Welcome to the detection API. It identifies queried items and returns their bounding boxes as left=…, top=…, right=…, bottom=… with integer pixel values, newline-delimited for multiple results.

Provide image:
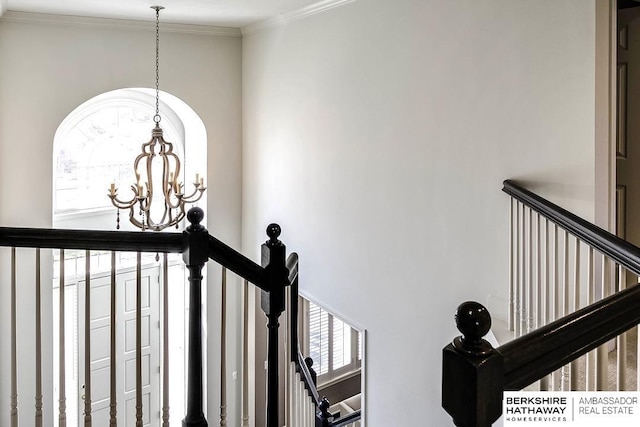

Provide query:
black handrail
left=0, top=226, right=183, bottom=252
left=332, top=410, right=362, bottom=427
left=297, top=351, right=321, bottom=405
left=503, top=179, right=640, bottom=275
left=286, top=252, right=299, bottom=283
left=207, top=234, right=268, bottom=290
left=501, top=282, right=640, bottom=390
left=288, top=253, right=300, bottom=363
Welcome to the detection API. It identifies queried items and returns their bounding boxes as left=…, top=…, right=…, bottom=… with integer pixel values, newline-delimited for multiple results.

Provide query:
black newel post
left=442, top=302, right=504, bottom=427
left=315, top=398, right=332, bottom=427
left=182, top=208, right=209, bottom=427
left=261, top=224, right=288, bottom=427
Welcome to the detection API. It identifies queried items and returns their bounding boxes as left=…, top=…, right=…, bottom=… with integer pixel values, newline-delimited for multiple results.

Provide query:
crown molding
left=0, top=11, right=241, bottom=37
left=242, top=0, right=357, bottom=35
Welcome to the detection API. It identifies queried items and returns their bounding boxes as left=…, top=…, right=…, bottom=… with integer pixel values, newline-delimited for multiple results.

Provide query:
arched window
left=53, top=88, right=206, bottom=231
left=54, top=89, right=184, bottom=216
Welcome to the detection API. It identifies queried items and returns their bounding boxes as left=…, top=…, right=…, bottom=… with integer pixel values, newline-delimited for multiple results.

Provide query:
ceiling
left=3, top=0, right=323, bottom=27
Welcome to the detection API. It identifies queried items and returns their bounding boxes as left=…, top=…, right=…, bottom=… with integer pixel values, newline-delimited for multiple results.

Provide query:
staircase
left=442, top=180, right=640, bottom=427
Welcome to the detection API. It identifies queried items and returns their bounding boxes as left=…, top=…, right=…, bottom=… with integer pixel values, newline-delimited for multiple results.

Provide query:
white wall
left=0, top=13, right=243, bottom=426
left=242, top=0, right=597, bottom=425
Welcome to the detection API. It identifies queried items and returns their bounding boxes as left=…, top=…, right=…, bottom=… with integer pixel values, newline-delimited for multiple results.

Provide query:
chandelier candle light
left=108, top=6, right=205, bottom=231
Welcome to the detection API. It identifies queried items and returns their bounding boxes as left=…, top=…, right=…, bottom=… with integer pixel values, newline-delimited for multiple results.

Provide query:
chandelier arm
left=161, top=145, right=175, bottom=198
left=161, top=157, right=170, bottom=195
left=165, top=195, right=183, bottom=210
left=109, top=193, right=141, bottom=210
left=145, top=151, right=155, bottom=199
left=174, top=204, right=187, bottom=224
left=182, top=185, right=202, bottom=201
left=167, top=149, right=181, bottom=196
left=127, top=207, right=146, bottom=229
left=181, top=189, right=205, bottom=204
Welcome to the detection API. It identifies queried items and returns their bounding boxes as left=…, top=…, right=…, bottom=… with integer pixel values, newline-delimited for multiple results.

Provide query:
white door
left=617, top=7, right=640, bottom=246
left=79, top=266, right=161, bottom=426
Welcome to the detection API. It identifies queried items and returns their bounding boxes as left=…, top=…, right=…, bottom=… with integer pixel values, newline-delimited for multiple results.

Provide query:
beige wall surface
left=242, top=0, right=597, bottom=425
left=0, top=14, right=243, bottom=426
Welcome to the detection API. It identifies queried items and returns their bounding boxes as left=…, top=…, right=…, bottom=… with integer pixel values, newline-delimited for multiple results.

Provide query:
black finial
left=305, top=356, right=317, bottom=385
left=319, top=397, right=331, bottom=418
left=187, top=207, right=205, bottom=230
left=453, top=301, right=493, bottom=356
left=266, top=223, right=282, bottom=244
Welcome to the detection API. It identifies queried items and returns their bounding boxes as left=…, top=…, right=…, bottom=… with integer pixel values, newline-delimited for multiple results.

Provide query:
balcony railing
left=2, top=207, right=361, bottom=427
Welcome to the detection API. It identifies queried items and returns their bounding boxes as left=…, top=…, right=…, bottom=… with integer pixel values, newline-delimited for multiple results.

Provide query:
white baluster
left=59, top=249, right=67, bottom=427
left=551, top=225, right=559, bottom=390
left=540, top=218, right=550, bottom=391
left=508, top=198, right=515, bottom=331
left=289, top=363, right=296, bottom=427
left=162, top=253, right=170, bottom=427
left=35, top=248, right=43, bottom=427
left=109, top=252, right=117, bottom=426
left=242, top=280, right=250, bottom=427
left=136, top=252, right=143, bottom=426
left=519, top=203, right=526, bottom=336
left=586, top=247, right=595, bottom=391
left=561, top=230, right=569, bottom=390
left=570, top=239, right=580, bottom=391
left=637, top=315, right=640, bottom=393
left=616, top=264, right=627, bottom=391
left=284, top=287, right=289, bottom=427
left=536, top=213, right=542, bottom=331
left=515, top=201, right=522, bottom=337
left=11, top=247, right=18, bottom=427
left=527, top=207, right=533, bottom=333
left=220, top=267, right=227, bottom=427
left=596, top=255, right=609, bottom=390
left=84, top=250, right=92, bottom=426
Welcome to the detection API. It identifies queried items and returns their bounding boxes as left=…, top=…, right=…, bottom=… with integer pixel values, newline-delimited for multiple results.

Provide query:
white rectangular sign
left=503, top=392, right=640, bottom=426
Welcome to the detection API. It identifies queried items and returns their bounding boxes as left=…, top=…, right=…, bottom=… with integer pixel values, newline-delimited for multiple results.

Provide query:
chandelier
left=108, top=6, right=205, bottom=231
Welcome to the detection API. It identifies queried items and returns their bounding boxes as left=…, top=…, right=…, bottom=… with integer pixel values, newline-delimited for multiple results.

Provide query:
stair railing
left=1, top=207, right=293, bottom=427
left=442, top=180, right=640, bottom=427
left=284, top=253, right=362, bottom=427
left=504, top=179, right=640, bottom=390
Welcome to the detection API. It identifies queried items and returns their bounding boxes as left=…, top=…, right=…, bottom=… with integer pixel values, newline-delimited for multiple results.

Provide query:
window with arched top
left=53, top=88, right=206, bottom=232
left=54, top=89, right=185, bottom=216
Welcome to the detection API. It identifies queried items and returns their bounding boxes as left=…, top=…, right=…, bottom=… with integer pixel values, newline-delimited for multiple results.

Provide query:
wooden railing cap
left=187, top=207, right=205, bottom=230
left=266, top=223, right=282, bottom=245
left=453, top=301, right=493, bottom=356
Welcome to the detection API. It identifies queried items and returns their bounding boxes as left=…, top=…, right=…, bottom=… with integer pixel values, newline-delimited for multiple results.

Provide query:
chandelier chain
left=154, top=6, right=161, bottom=123
left=108, top=5, right=206, bottom=232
